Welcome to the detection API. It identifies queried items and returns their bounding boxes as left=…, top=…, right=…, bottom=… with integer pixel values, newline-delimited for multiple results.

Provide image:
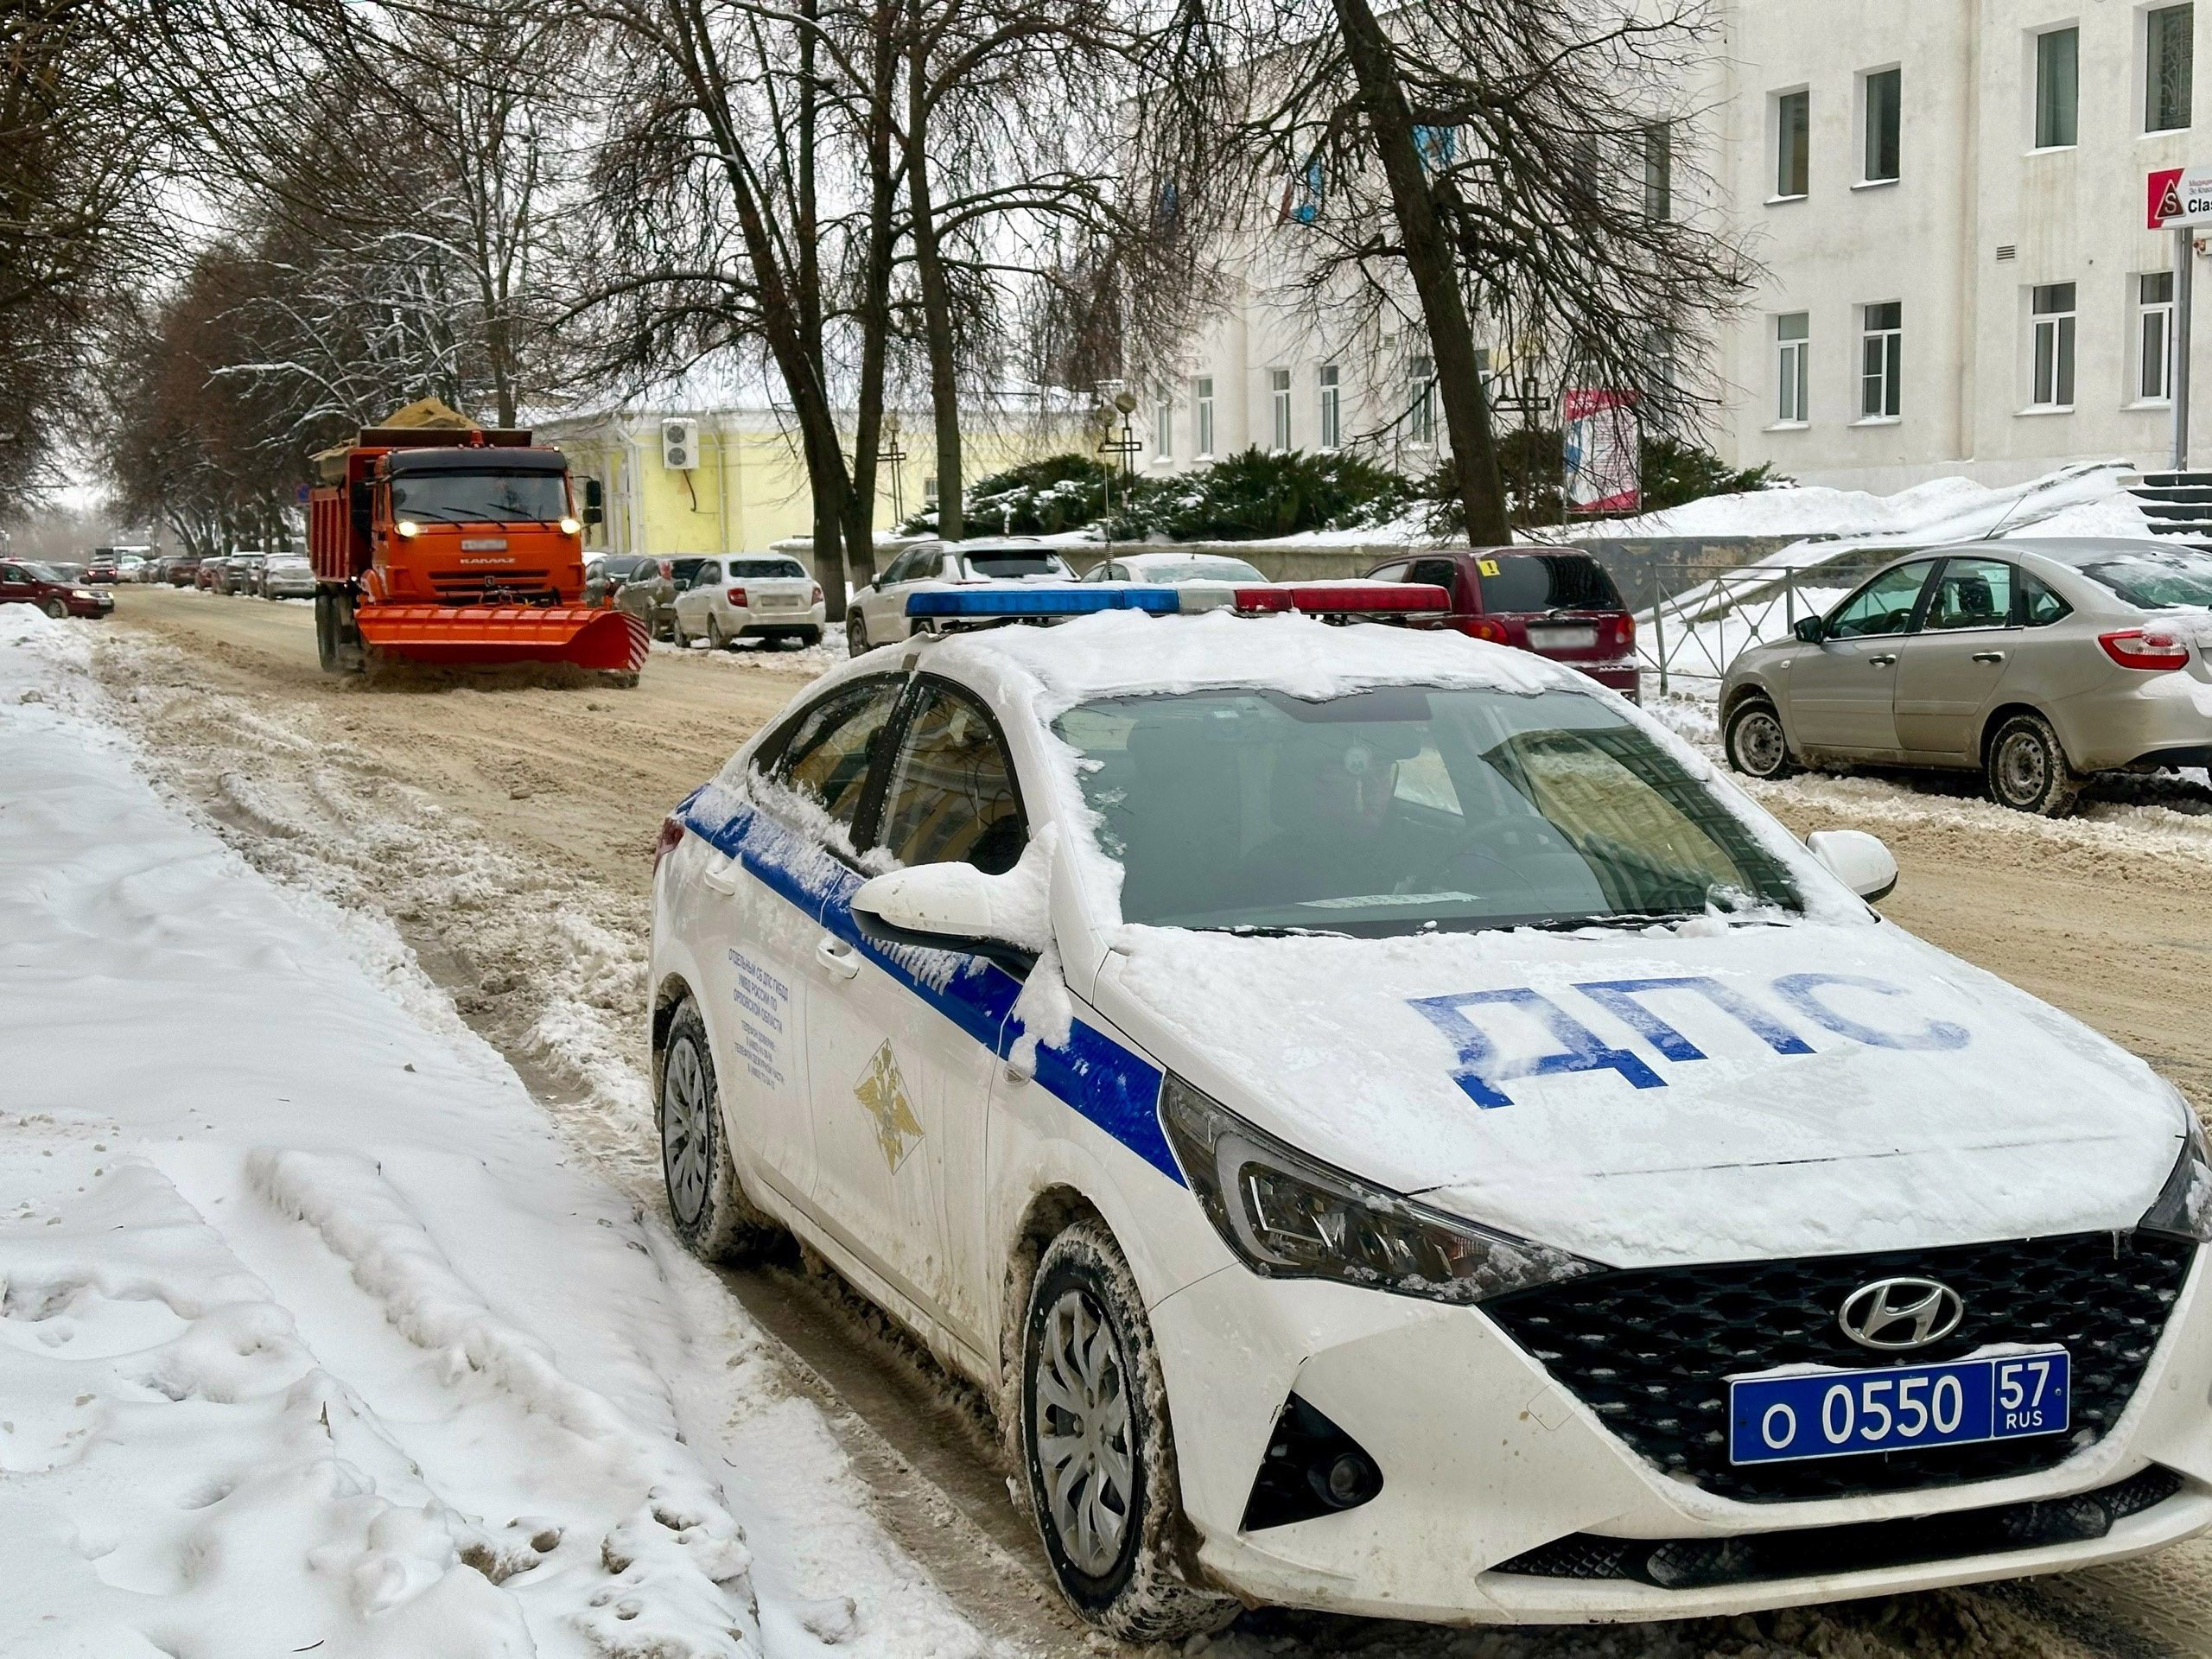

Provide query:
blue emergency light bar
left=904, top=586, right=1182, bottom=618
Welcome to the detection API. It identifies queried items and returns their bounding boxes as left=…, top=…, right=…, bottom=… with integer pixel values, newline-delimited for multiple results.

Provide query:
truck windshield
left=391, top=471, right=568, bottom=525
left=1054, top=684, right=1798, bottom=935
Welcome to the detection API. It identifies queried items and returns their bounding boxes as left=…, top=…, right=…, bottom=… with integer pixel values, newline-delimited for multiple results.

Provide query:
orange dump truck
left=308, top=407, right=646, bottom=681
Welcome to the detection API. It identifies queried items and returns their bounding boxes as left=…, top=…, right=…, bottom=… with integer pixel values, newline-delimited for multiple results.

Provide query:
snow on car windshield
left=1054, top=684, right=1798, bottom=935
left=2080, top=548, right=2212, bottom=609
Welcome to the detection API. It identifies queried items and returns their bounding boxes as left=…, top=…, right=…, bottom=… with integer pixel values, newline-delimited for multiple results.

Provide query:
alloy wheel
left=1034, top=1288, right=1135, bottom=1576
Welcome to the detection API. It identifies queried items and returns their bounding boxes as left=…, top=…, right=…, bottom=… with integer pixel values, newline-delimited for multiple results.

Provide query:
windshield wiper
left=1522, top=910, right=1700, bottom=932
left=1194, top=924, right=1351, bottom=939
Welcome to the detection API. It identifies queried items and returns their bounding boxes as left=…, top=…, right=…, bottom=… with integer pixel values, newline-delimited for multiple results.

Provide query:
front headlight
left=2141, top=1111, right=2212, bottom=1243
left=1158, top=1074, right=1605, bottom=1303
left=559, top=516, right=582, bottom=536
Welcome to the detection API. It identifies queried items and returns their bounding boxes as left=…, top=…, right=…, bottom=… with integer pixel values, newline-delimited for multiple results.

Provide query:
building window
left=1154, top=397, right=1173, bottom=459
left=1194, top=376, right=1215, bottom=457
left=2140, top=271, right=2177, bottom=401
left=2150, top=5, right=2195, bottom=131
left=1408, top=355, right=1436, bottom=445
left=1860, top=302, right=1902, bottom=418
left=1268, top=367, right=1292, bottom=451
left=922, top=475, right=938, bottom=505
left=1776, top=90, right=1809, bottom=198
left=1864, top=68, right=1901, bottom=181
left=1318, top=365, right=1341, bottom=449
left=1777, top=312, right=1810, bottom=423
left=1643, top=122, right=1672, bottom=219
left=2036, top=26, right=2079, bottom=148
left=2031, top=282, right=2077, bottom=409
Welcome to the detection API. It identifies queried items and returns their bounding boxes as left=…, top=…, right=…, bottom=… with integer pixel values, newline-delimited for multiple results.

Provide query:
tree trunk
left=1326, top=0, right=1510, bottom=543
left=905, top=14, right=962, bottom=540
left=838, top=5, right=903, bottom=588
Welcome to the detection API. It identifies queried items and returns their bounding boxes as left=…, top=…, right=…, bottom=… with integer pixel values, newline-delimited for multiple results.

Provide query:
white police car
left=647, top=582, right=2212, bottom=1637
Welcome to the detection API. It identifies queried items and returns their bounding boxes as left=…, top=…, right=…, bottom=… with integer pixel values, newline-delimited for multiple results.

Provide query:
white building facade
left=1165, top=0, right=2209, bottom=494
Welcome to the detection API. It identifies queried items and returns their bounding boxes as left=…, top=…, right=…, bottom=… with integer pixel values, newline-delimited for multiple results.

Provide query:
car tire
left=798, top=626, right=823, bottom=648
left=41, top=598, right=68, bottom=620
left=1724, top=697, right=1796, bottom=780
left=846, top=612, right=870, bottom=658
left=658, top=997, right=784, bottom=1262
left=707, top=614, right=728, bottom=651
left=671, top=612, right=691, bottom=649
left=1986, top=711, right=2082, bottom=817
left=1020, top=1220, right=1238, bottom=1644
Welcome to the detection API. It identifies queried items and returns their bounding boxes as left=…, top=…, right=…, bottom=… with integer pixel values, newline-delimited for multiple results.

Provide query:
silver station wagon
left=1721, top=538, right=2212, bottom=815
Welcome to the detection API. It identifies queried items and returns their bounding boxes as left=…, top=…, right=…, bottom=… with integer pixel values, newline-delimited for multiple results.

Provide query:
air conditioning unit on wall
left=661, top=418, right=698, bottom=471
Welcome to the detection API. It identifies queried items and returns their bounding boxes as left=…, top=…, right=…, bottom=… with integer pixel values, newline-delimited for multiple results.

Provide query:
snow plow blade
left=353, top=606, right=650, bottom=672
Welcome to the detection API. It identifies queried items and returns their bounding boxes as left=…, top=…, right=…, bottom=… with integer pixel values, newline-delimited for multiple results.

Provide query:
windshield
left=22, top=563, right=62, bottom=581
left=389, top=470, right=568, bottom=525
left=2079, top=549, right=2212, bottom=609
left=729, top=558, right=807, bottom=578
left=1474, top=554, right=1623, bottom=613
left=966, top=551, right=1066, bottom=577
left=1134, top=557, right=1266, bottom=583
left=1055, top=685, right=1798, bottom=935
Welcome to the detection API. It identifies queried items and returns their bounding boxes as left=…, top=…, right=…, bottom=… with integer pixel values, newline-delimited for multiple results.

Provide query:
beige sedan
left=1719, top=538, right=2212, bottom=815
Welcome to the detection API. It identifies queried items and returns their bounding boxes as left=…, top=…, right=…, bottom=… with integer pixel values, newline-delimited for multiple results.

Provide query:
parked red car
left=0, top=560, right=114, bottom=620
left=195, top=558, right=226, bottom=591
left=1364, top=547, right=1640, bottom=701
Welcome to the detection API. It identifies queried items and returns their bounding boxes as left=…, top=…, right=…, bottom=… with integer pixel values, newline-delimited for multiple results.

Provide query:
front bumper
left=66, top=594, right=113, bottom=618
left=1149, top=1245, right=2212, bottom=1624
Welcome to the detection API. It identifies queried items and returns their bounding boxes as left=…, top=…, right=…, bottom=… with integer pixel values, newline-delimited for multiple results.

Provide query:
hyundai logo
left=1837, top=1277, right=1965, bottom=1351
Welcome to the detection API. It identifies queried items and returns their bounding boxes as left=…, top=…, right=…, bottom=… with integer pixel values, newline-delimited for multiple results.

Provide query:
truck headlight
left=2141, top=1109, right=2212, bottom=1243
left=394, top=518, right=422, bottom=538
left=1158, top=1074, right=1604, bottom=1303
left=559, top=516, right=582, bottom=536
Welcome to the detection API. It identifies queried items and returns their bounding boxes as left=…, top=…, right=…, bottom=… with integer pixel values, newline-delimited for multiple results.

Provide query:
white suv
left=845, top=538, right=1073, bottom=655
left=671, top=556, right=825, bottom=650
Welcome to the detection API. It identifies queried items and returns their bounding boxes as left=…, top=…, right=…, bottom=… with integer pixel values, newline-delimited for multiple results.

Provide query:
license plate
left=760, top=596, right=799, bottom=610
left=1527, top=624, right=1597, bottom=651
left=1729, top=1350, right=2069, bottom=1465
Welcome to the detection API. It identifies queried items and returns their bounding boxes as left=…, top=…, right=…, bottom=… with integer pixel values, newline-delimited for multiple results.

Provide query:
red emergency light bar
left=1223, top=582, right=1452, bottom=614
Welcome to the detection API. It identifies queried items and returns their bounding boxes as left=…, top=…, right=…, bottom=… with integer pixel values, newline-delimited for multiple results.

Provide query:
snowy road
left=28, top=582, right=2212, bottom=1656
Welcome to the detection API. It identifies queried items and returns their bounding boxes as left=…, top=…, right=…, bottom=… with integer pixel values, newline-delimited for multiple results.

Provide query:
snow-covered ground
left=0, top=607, right=996, bottom=1658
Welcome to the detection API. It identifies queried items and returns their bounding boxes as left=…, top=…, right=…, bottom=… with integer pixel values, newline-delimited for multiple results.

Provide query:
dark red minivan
left=1365, top=548, right=1640, bottom=701
left=0, top=559, right=114, bottom=620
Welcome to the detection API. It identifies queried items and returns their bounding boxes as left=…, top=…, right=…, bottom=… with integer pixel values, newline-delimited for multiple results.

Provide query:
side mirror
left=1808, top=829, right=1898, bottom=904
left=582, top=477, right=606, bottom=526
left=849, top=861, right=1044, bottom=974
left=1791, top=614, right=1826, bottom=644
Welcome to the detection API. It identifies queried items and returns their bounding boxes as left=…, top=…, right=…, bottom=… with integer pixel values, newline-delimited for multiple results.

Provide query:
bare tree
left=1183, top=0, right=1753, bottom=540
left=0, top=0, right=164, bottom=515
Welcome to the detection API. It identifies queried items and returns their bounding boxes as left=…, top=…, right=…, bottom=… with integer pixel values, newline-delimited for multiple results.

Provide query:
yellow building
left=536, top=403, right=1085, bottom=563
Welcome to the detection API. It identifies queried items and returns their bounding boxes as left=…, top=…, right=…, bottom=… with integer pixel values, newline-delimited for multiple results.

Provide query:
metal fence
left=1629, top=546, right=1902, bottom=696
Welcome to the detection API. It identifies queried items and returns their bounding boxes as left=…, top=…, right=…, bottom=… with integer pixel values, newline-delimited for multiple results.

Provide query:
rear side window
left=876, top=683, right=1027, bottom=874
left=670, top=558, right=709, bottom=588
left=771, top=679, right=903, bottom=839
left=1406, top=556, right=1460, bottom=590
left=696, top=562, right=721, bottom=583
left=2019, top=574, right=2070, bottom=626
left=1473, top=554, right=1623, bottom=613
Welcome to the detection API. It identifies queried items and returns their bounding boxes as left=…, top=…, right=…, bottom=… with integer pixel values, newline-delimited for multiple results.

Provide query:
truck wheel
left=1020, top=1220, right=1237, bottom=1644
left=315, top=590, right=338, bottom=671
left=659, top=996, right=785, bottom=1262
left=331, top=590, right=367, bottom=675
left=1986, top=712, right=2082, bottom=817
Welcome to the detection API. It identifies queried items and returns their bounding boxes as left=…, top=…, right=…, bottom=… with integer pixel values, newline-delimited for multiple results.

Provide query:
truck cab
left=366, top=447, right=586, bottom=607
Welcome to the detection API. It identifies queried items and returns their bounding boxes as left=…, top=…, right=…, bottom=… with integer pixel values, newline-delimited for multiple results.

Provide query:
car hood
left=1098, top=917, right=2188, bottom=1268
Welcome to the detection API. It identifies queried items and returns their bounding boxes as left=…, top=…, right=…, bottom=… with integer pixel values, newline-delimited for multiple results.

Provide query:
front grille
left=1484, top=1232, right=2196, bottom=1503
left=429, top=569, right=557, bottom=603
left=1495, top=1465, right=2184, bottom=1588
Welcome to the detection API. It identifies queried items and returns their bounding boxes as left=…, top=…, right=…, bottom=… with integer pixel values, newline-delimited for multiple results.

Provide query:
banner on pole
left=1562, top=389, right=1640, bottom=514
left=2147, top=164, right=2212, bottom=228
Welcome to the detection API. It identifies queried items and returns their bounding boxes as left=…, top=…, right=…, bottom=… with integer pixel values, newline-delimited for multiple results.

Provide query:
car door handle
left=815, top=937, right=861, bottom=980
left=1866, top=653, right=1897, bottom=667
left=1971, top=651, right=2005, bottom=664
left=702, top=856, right=741, bottom=895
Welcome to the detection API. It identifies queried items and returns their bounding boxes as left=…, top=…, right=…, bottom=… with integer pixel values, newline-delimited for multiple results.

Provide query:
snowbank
left=1605, top=459, right=2146, bottom=542
left=0, top=606, right=985, bottom=1658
